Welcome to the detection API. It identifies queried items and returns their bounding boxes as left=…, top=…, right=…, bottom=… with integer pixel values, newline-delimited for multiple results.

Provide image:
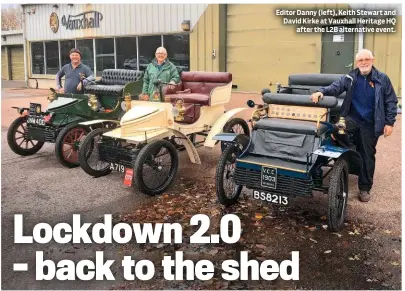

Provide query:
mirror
left=247, top=100, right=255, bottom=108
left=261, top=88, right=271, bottom=96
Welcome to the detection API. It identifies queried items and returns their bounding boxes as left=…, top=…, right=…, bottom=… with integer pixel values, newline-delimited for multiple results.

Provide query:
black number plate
left=253, top=190, right=289, bottom=206
left=261, top=166, right=277, bottom=189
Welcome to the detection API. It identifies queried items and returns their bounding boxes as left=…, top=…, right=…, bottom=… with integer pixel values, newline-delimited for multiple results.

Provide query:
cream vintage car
left=78, top=71, right=250, bottom=195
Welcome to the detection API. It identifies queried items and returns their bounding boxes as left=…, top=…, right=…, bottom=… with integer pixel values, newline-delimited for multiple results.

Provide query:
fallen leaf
left=163, top=194, right=169, bottom=198
left=349, top=229, right=361, bottom=235
left=310, top=238, right=318, bottom=243
left=308, top=226, right=317, bottom=231
left=332, top=232, right=342, bottom=238
left=322, top=225, right=328, bottom=230
left=384, top=230, right=392, bottom=234
left=391, top=261, right=400, bottom=266
left=208, top=249, right=219, bottom=256
left=349, top=254, right=360, bottom=261
left=393, top=249, right=400, bottom=255
left=255, top=213, right=263, bottom=220
left=320, top=216, right=327, bottom=220
left=256, top=244, right=267, bottom=250
left=324, top=250, right=332, bottom=254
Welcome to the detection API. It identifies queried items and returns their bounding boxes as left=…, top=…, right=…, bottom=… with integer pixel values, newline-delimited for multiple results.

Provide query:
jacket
left=142, top=59, right=180, bottom=101
left=319, top=66, right=398, bottom=137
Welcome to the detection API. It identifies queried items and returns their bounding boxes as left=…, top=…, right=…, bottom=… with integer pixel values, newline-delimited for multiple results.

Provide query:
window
left=138, top=35, right=162, bottom=71
left=31, top=42, right=44, bottom=74
left=45, top=41, right=59, bottom=74
left=164, top=34, right=190, bottom=73
left=116, top=37, right=137, bottom=71
left=60, top=40, right=75, bottom=66
left=95, top=38, right=115, bottom=75
left=76, top=39, right=94, bottom=73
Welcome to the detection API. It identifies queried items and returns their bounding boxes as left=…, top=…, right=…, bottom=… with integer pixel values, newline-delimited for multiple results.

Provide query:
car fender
left=168, top=129, right=201, bottom=164
left=313, top=145, right=362, bottom=175
left=79, top=119, right=120, bottom=129
left=204, top=108, right=249, bottom=147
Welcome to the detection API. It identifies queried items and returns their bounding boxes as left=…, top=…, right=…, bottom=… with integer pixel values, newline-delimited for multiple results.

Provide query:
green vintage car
left=7, top=69, right=143, bottom=168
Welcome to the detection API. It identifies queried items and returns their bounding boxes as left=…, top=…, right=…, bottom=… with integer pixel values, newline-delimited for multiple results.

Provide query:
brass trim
left=316, top=112, right=328, bottom=130
left=268, top=104, right=327, bottom=122
left=237, top=159, right=307, bottom=173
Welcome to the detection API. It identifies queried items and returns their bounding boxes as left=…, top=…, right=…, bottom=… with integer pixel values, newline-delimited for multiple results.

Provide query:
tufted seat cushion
left=84, top=69, right=143, bottom=96
left=84, top=85, right=125, bottom=96
left=164, top=93, right=210, bottom=106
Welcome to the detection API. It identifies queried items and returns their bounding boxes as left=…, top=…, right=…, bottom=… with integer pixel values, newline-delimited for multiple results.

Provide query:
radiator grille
left=98, top=143, right=139, bottom=168
left=27, top=125, right=58, bottom=143
left=234, top=167, right=313, bottom=197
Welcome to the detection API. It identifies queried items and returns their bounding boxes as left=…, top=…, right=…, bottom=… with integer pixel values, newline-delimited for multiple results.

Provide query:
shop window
left=60, top=40, right=75, bottom=67
left=31, top=42, right=45, bottom=74
left=164, top=34, right=190, bottom=73
left=95, top=38, right=115, bottom=75
left=45, top=41, right=59, bottom=74
left=138, top=35, right=162, bottom=71
left=116, top=37, right=137, bottom=71
left=76, top=39, right=94, bottom=73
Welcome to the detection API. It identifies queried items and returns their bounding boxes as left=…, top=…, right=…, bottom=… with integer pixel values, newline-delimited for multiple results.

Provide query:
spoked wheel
left=133, top=139, right=179, bottom=196
left=7, top=117, right=45, bottom=156
left=327, top=158, right=349, bottom=232
left=79, top=128, right=112, bottom=177
left=221, top=118, right=250, bottom=151
left=55, top=123, right=90, bottom=168
left=216, top=143, right=243, bottom=206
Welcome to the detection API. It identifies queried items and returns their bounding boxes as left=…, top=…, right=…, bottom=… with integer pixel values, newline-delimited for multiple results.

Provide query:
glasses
left=356, top=58, right=373, bottom=63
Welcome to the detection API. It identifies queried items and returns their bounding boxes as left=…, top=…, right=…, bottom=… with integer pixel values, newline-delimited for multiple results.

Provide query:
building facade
left=1, top=3, right=402, bottom=97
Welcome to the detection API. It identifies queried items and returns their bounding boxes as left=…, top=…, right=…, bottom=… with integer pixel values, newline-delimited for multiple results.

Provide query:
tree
left=2, top=7, right=22, bottom=31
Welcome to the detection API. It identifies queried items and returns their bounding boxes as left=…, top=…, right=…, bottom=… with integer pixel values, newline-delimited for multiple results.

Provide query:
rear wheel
left=79, top=128, right=112, bottom=177
left=221, top=118, right=250, bottom=151
left=216, top=143, right=243, bottom=206
left=55, top=123, right=90, bottom=168
left=327, top=158, right=349, bottom=232
left=7, top=116, right=44, bottom=156
left=133, top=139, right=179, bottom=196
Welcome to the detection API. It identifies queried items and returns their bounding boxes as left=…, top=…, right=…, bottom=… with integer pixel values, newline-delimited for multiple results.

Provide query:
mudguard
left=313, top=145, right=362, bottom=175
left=204, top=108, right=248, bottom=147
left=79, top=119, right=120, bottom=127
left=169, top=129, right=201, bottom=164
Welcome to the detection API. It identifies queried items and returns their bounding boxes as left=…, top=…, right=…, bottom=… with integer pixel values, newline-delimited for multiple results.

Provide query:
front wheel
left=216, top=143, right=243, bottom=206
left=133, top=139, right=179, bottom=196
left=221, top=118, right=250, bottom=152
left=79, top=128, right=112, bottom=177
left=327, top=158, right=349, bottom=232
left=55, top=123, right=90, bottom=168
left=7, top=117, right=44, bottom=156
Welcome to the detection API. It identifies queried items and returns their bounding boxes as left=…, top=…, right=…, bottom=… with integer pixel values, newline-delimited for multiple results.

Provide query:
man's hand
left=140, top=94, right=149, bottom=101
left=58, top=88, right=65, bottom=93
left=168, top=81, right=176, bottom=90
left=311, top=92, right=324, bottom=103
left=76, top=82, right=83, bottom=92
left=384, top=125, right=393, bottom=137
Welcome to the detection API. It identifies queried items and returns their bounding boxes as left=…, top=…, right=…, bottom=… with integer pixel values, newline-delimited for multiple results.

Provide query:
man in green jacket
left=141, top=47, right=180, bottom=101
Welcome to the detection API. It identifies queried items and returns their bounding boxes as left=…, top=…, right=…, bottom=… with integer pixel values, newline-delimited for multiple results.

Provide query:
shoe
left=359, top=190, right=370, bottom=202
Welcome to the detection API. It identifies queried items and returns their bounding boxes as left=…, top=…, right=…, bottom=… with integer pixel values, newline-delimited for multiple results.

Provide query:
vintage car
left=78, top=71, right=250, bottom=196
left=213, top=81, right=361, bottom=232
left=7, top=69, right=143, bottom=168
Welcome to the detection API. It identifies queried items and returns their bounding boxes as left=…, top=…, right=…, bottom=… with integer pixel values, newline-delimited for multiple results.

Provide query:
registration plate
left=110, top=163, right=125, bottom=173
left=261, top=166, right=277, bottom=189
left=253, top=190, right=289, bottom=206
left=27, top=116, right=45, bottom=126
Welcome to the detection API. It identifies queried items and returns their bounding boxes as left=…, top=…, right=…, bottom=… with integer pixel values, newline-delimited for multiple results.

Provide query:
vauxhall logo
left=60, top=11, right=103, bottom=30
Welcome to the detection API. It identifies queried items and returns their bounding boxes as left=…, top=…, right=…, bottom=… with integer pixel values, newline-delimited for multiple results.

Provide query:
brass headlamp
left=124, top=93, right=132, bottom=112
left=47, top=91, right=57, bottom=103
left=336, top=117, right=346, bottom=134
left=173, top=98, right=186, bottom=122
left=88, top=94, right=99, bottom=111
left=251, top=104, right=268, bottom=126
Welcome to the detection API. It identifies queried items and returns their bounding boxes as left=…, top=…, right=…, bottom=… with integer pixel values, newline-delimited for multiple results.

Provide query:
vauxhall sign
left=50, top=11, right=103, bottom=32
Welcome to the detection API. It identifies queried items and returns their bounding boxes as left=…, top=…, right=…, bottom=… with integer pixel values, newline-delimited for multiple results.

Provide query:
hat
left=69, top=48, right=82, bottom=58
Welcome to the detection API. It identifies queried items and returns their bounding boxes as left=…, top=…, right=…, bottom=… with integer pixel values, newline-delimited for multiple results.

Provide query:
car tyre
left=7, top=116, right=44, bottom=156
left=221, top=118, right=250, bottom=152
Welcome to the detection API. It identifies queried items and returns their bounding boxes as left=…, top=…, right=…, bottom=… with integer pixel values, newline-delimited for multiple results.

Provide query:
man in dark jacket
left=311, top=49, right=398, bottom=202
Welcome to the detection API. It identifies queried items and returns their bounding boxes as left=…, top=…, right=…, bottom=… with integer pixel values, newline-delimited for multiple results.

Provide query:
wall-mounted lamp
left=2, top=36, right=6, bottom=41
left=31, top=8, right=36, bottom=14
left=68, top=4, right=74, bottom=6
left=53, top=4, right=58, bottom=8
left=181, top=20, right=190, bottom=32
